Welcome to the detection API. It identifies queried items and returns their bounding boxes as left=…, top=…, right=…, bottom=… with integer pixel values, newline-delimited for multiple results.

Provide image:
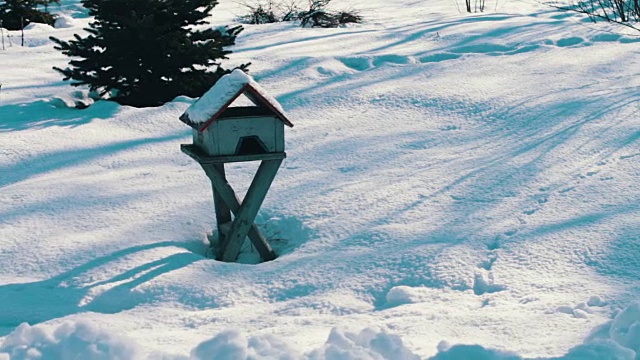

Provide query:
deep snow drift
left=1, top=0, right=639, bottom=358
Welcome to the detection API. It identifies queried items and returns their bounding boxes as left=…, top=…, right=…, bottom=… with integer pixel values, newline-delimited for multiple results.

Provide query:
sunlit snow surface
left=1, top=0, right=640, bottom=358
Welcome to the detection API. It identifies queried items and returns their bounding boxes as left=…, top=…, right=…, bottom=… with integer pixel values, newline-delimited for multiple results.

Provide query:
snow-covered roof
left=179, top=69, right=293, bottom=131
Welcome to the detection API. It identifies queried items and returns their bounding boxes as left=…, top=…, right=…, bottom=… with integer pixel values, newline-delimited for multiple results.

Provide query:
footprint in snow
left=337, top=55, right=414, bottom=72
left=487, top=237, right=501, bottom=250
left=450, top=44, right=514, bottom=54
left=534, top=193, right=549, bottom=204
left=478, top=254, right=497, bottom=271
left=419, top=53, right=462, bottom=63
left=556, top=37, right=586, bottom=47
left=472, top=272, right=506, bottom=295
left=591, top=33, right=623, bottom=42
left=338, top=56, right=372, bottom=71
left=504, top=229, right=518, bottom=237
left=371, top=54, right=415, bottom=67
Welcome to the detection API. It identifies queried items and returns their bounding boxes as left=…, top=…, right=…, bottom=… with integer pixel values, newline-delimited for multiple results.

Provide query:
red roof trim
left=197, top=83, right=294, bottom=133
left=244, top=84, right=294, bottom=128
left=198, top=83, right=250, bottom=132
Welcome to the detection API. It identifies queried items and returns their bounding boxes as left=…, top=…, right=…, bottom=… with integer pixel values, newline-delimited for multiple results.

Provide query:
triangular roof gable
left=179, top=70, right=293, bottom=132
left=198, top=84, right=294, bottom=132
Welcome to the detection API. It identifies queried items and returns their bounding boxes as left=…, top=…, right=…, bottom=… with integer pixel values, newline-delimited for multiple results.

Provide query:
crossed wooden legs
left=201, top=159, right=281, bottom=262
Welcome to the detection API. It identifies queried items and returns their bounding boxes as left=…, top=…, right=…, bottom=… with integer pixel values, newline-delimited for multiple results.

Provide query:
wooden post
left=219, top=159, right=282, bottom=262
left=211, top=163, right=231, bottom=249
left=182, top=145, right=283, bottom=263
left=201, top=159, right=282, bottom=261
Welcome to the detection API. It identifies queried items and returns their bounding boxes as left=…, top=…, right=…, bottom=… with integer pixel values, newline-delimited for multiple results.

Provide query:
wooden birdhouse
left=179, top=70, right=293, bottom=263
left=179, top=69, right=294, bottom=160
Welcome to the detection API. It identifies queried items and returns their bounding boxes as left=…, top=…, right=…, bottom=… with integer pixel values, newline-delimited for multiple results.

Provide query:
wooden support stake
left=219, top=159, right=282, bottom=262
left=211, top=163, right=232, bottom=248
left=202, top=162, right=279, bottom=262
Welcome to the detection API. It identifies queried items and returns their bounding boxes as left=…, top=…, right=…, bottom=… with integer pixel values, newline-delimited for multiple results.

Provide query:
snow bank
left=307, top=328, right=419, bottom=360
left=54, top=16, right=76, bottom=29
left=4, top=303, right=640, bottom=359
left=0, top=322, right=141, bottom=360
left=0, top=324, right=418, bottom=360
left=609, top=303, right=640, bottom=354
left=562, top=340, right=635, bottom=360
left=430, top=342, right=521, bottom=360
left=429, top=302, right=640, bottom=359
left=190, top=329, right=299, bottom=360
left=385, top=286, right=417, bottom=307
left=431, top=340, right=635, bottom=359
left=23, top=23, right=53, bottom=31
left=431, top=339, right=635, bottom=360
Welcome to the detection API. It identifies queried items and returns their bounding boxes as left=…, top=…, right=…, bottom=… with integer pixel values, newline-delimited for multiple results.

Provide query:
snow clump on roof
left=183, top=69, right=287, bottom=125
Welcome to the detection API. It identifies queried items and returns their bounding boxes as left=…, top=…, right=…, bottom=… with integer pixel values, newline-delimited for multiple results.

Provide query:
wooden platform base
left=181, top=144, right=286, bottom=164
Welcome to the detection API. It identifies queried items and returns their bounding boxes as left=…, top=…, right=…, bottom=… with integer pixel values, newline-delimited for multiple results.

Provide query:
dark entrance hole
left=236, top=136, right=268, bottom=155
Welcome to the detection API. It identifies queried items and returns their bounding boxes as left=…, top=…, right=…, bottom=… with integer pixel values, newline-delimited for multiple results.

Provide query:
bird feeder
left=179, top=69, right=293, bottom=262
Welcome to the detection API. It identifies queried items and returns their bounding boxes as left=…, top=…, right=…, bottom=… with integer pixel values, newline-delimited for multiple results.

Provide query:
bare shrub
left=299, top=0, right=361, bottom=27
left=238, top=0, right=362, bottom=27
left=337, top=11, right=363, bottom=24
left=454, top=0, right=497, bottom=13
left=570, top=0, right=639, bottom=22
left=300, top=10, right=338, bottom=27
left=549, top=0, right=640, bottom=31
left=299, top=9, right=362, bottom=27
left=238, top=0, right=279, bottom=24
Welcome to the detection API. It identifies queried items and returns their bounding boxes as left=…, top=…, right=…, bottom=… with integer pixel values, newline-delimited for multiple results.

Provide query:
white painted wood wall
left=193, top=116, right=285, bottom=156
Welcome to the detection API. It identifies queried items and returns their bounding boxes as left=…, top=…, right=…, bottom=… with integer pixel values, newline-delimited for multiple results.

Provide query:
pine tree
left=50, top=0, right=248, bottom=107
left=0, top=0, right=58, bottom=30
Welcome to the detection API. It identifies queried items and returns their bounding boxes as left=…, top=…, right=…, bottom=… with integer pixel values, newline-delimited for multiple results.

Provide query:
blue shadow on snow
left=0, top=241, right=205, bottom=336
left=0, top=99, right=118, bottom=132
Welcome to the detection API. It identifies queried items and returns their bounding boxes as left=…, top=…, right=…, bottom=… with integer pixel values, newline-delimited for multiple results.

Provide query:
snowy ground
left=1, top=0, right=640, bottom=358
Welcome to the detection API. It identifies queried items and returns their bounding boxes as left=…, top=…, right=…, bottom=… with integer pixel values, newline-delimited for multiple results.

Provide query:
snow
left=0, top=322, right=141, bottom=360
left=183, top=69, right=287, bottom=125
left=1, top=0, right=640, bottom=358
left=53, top=16, right=76, bottom=29
left=4, top=303, right=640, bottom=359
